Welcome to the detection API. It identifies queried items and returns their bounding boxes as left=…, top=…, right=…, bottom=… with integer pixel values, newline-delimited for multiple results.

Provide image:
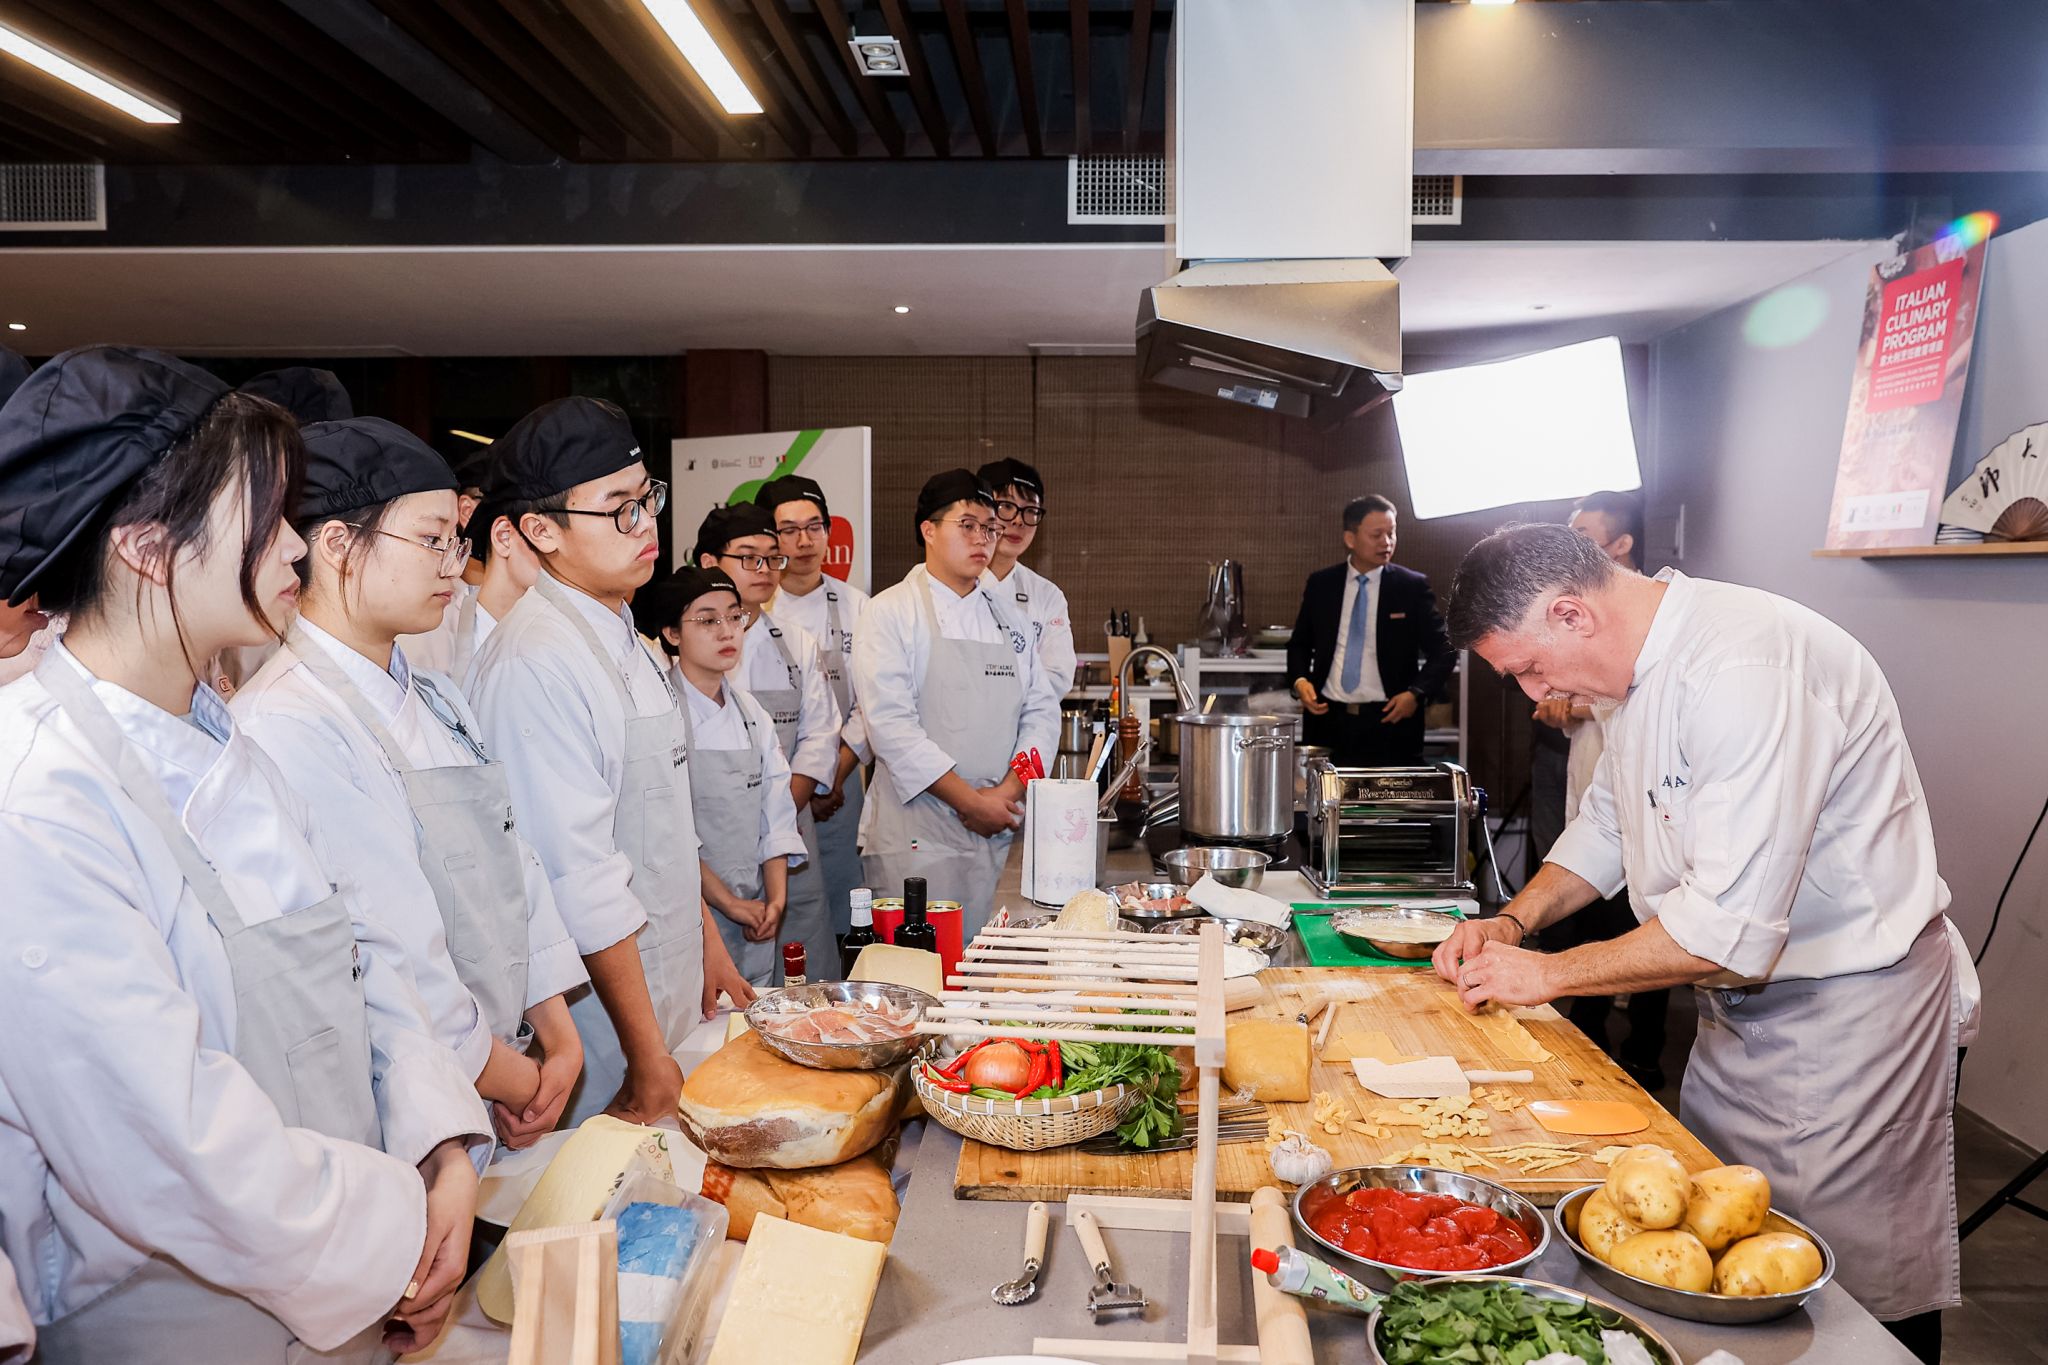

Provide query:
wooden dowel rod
left=945, top=974, right=1196, bottom=995
left=914, top=1021, right=1203, bottom=1046
left=938, top=990, right=1198, bottom=1012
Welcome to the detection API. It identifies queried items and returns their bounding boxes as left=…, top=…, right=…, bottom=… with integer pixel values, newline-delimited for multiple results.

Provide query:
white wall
left=1647, top=220, right=2048, bottom=1148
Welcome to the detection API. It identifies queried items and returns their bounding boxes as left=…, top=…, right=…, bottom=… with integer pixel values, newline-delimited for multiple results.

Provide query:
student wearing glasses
left=233, top=417, right=589, bottom=1149
left=976, top=458, right=1075, bottom=697
left=642, top=566, right=808, bottom=987
left=467, top=397, right=754, bottom=1127
left=852, top=469, right=1060, bottom=935
left=694, top=503, right=843, bottom=980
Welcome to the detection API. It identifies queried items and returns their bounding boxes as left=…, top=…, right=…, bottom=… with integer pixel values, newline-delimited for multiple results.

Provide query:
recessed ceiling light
left=849, top=25, right=908, bottom=77
left=449, top=429, right=494, bottom=444
left=893, top=305, right=911, bottom=315
left=0, top=20, right=179, bottom=123
left=5, top=323, right=24, bottom=332
left=635, top=0, right=762, bottom=115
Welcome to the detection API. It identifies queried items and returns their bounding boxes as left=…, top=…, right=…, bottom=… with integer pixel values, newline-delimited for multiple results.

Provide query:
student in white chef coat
left=234, top=418, right=589, bottom=1148
left=0, top=447, right=36, bottom=1361
left=643, top=567, right=810, bottom=986
left=395, top=439, right=493, bottom=676
left=853, top=468, right=1060, bottom=934
left=976, top=458, right=1075, bottom=698
left=1434, top=523, right=1981, bottom=1363
left=756, top=473, right=872, bottom=938
left=0, top=347, right=490, bottom=1361
left=694, top=502, right=842, bottom=978
left=467, top=397, right=754, bottom=1127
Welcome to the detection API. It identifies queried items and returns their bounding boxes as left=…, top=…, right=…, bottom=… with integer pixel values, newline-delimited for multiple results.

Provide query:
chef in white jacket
left=756, top=473, right=872, bottom=937
left=1432, top=523, right=1980, bottom=1365
left=976, top=458, right=1076, bottom=698
left=467, top=397, right=754, bottom=1128
left=0, top=346, right=489, bottom=1362
left=853, top=469, right=1060, bottom=935
left=0, top=420, right=35, bottom=1360
left=395, top=440, right=494, bottom=675
left=695, top=502, right=842, bottom=978
left=234, top=417, right=588, bottom=1148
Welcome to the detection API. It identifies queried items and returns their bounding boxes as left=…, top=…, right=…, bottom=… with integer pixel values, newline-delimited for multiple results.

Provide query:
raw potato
left=1604, top=1145, right=1691, bottom=1230
left=1609, top=1229, right=1714, bottom=1293
left=1682, top=1164, right=1772, bottom=1255
left=1579, top=1187, right=1649, bottom=1262
left=1715, top=1231, right=1824, bottom=1297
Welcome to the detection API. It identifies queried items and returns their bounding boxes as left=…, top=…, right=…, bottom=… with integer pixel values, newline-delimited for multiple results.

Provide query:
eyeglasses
left=681, top=609, right=751, bottom=632
left=354, top=525, right=471, bottom=576
left=992, top=499, right=1045, bottom=526
left=937, top=516, right=1001, bottom=541
left=558, top=479, right=669, bottom=534
left=717, top=551, right=791, bottom=572
left=775, top=520, right=829, bottom=542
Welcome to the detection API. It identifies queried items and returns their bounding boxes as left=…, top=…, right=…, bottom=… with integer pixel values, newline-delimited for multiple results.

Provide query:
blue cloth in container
left=617, top=1201, right=703, bottom=1365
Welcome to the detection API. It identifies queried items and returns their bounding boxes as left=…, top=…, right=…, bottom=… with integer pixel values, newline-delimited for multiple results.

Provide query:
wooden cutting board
left=951, top=966, right=1721, bottom=1206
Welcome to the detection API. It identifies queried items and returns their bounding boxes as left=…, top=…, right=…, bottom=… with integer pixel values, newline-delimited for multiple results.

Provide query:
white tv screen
left=1392, top=336, right=1642, bottom=520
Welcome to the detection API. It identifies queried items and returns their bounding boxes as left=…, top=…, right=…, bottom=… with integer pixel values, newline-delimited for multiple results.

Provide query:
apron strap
left=533, top=572, right=638, bottom=710
left=912, top=564, right=1024, bottom=644
left=757, top=611, right=801, bottom=685
left=670, top=670, right=761, bottom=757
left=38, top=651, right=253, bottom=936
left=284, top=624, right=417, bottom=772
left=452, top=587, right=479, bottom=668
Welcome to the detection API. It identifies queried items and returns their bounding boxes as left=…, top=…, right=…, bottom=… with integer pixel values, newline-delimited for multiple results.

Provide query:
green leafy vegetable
left=1056, top=1040, right=1182, bottom=1149
left=1374, top=1281, right=1649, bottom=1365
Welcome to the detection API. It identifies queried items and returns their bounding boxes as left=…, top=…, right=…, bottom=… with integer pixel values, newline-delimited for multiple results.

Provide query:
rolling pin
left=1248, top=1186, right=1314, bottom=1365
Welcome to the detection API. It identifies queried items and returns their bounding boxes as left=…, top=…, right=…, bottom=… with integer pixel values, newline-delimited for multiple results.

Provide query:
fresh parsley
left=1375, top=1281, right=1646, bottom=1365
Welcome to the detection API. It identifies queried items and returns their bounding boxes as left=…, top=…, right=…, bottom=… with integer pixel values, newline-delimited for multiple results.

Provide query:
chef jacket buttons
left=21, top=945, right=48, bottom=970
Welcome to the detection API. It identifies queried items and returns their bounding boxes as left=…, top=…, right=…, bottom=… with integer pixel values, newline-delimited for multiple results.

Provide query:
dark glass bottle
left=893, top=876, right=938, bottom=953
left=839, top=888, right=878, bottom=978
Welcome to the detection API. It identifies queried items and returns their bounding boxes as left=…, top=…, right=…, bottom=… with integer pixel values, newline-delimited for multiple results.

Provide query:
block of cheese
left=725, top=1011, right=752, bottom=1041
left=848, top=942, right=942, bottom=997
left=1222, top=1016, right=1312, bottom=1102
left=705, top=1214, right=887, bottom=1365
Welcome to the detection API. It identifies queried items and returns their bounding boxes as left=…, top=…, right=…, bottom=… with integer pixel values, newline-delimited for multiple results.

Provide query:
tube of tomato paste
left=1248, top=1247, right=1381, bottom=1315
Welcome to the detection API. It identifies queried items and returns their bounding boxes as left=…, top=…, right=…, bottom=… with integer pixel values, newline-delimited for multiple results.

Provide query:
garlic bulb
left=1270, top=1130, right=1333, bottom=1186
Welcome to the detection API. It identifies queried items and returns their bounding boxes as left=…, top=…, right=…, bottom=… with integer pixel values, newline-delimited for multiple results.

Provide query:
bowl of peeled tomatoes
left=1293, top=1166, right=1551, bottom=1289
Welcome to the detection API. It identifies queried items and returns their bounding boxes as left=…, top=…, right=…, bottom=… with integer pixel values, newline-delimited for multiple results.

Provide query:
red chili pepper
left=940, top=1041, right=987, bottom=1079
left=924, top=1063, right=971, bottom=1093
left=1012, top=1048, right=1047, bottom=1097
left=1047, top=1040, right=1063, bottom=1089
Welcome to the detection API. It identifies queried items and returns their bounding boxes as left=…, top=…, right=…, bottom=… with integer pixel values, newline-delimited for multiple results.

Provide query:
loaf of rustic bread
left=676, top=1031, right=906, bottom=1169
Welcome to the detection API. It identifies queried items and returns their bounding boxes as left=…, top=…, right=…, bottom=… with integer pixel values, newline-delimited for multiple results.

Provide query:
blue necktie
left=1340, top=571, right=1371, bottom=694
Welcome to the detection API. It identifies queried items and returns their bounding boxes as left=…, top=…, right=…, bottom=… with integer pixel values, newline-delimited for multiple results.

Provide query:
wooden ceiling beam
left=1068, top=0, right=1090, bottom=156
left=742, top=0, right=858, bottom=157
left=367, top=0, right=601, bottom=159
left=413, top=0, right=641, bottom=159
left=494, top=0, right=712, bottom=159
left=938, top=0, right=997, bottom=157
left=678, top=0, right=813, bottom=158
left=0, top=67, right=156, bottom=161
left=1002, top=0, right=1043, bottom=159
left=876, top=0, right=950, bottom=157
left=1123, top=0, right=1154, bottom=156
left=812, top=0, right=905, bottom=157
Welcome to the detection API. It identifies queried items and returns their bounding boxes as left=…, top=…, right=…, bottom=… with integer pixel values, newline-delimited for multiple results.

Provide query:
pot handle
left=1234, top=734, right=1293, bottom=752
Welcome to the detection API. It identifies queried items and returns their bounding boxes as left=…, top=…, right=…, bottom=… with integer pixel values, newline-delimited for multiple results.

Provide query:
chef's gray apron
left=803, top=582, right=869, bottom=936
left=451, top=587, right=481, bottom=683
left=532, top=576, right=705, bottom=1126
left=676, top=675, right=778, bottom=987
left=1679, top=915, right=1960, bottom=1320
left=750, top=612, right=836, bottom=981
left=37, top=657, right=390, bottom=1365
left=859, top=567, right=1026, bottom=939
left=285, top=625, right=531, bottom=1049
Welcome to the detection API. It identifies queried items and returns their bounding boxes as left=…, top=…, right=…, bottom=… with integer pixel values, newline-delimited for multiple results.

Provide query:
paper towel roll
left=1020, top=778, right=1101, bottom=907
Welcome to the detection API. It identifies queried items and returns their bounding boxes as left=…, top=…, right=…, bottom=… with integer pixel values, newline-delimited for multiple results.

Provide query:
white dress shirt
left=771, top=576, right=872, bottom=761
left=1321, top=564, right=1387, bottom=704
left=466, top=574, right=700, bottom=957
left=676, top=674, right=809, bottom=868
left=0, top=649, right=487, bottom=1339
left=233, top=620, right=587, bottom=1078
left=984, top=560, right=1076, bottom=698
left=852, top=567, right=1061, bottom=802
left=739, top=612, right=843, bottom=791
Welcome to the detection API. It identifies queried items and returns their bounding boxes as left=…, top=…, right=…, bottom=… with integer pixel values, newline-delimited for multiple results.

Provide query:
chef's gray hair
left=1446, top=522, right=1620, bottom=649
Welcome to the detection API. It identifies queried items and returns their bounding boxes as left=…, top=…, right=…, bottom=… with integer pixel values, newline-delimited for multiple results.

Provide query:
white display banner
left=669, top=427, right=872, bottom=592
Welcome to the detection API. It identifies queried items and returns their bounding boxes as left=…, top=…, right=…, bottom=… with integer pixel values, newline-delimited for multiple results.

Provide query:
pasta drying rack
left=914, top=922, right=1259, bottom=1364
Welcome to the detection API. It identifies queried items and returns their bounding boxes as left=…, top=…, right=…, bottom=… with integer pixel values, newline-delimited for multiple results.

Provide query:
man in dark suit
left=1287, top=494, right=1456, bottom=767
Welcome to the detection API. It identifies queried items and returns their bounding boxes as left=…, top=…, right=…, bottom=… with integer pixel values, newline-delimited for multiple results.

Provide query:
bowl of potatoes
left=1554, top=1144, right=1835, bottom=1324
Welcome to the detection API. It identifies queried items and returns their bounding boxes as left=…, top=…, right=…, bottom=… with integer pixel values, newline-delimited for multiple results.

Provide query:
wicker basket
left=913, top=1053, right=1142, bottom=1151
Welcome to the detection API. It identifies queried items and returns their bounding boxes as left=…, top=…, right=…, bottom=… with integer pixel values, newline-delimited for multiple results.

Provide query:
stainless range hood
left=1140, top=0, right=1414, bottom=428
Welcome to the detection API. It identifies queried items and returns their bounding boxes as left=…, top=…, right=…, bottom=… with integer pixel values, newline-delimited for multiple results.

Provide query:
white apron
left=533, top=576, right=705, bottom=1126
left=678, top=676, right=778, bottom=988
left=1680, top=915, right=1960, bottom=1321
left=285, top=626, right=531, bottom=1049
left=807, top=582, right=869, bottom=936
left=750, top=614, right=836, bottom=980
left=35, top=660, right=390, bottom=1365
left=860, top=568, right=1025, bottom=938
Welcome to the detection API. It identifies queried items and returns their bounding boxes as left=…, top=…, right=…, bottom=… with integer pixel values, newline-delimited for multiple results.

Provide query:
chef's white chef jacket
left=465, top=575, right=702, bottom=957
left=984, top=559, right=1076, bottom=699
left=233, top=619, right=588, bottom=1077
left=676, top=674, right=810, bottom=869
left=1548, top=570, right=1982, bottom=1030
left=739, top=611, right=842, bottom=791
left=0, top=649, right=488, bottom=1338
left=770, top=576, right=871, bottom=761
left=852, top=567, right=1061, bottom=805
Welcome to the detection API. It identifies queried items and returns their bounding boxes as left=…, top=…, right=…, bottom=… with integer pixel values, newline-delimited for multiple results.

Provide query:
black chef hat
left=636, top=565, right=739, bottom=644
left=692, top=502, right=778, bottom=563
left=976, top=458, right=1044, bottom=500
left=299, top=417, right=458, bottom=523
left=239, top=366, right=353, bottom=426
left=0, top=347, right=30, bottom=407
left=754, top=473, right=830, bottom=525
left=0, top=345, right=228, bottom=606
left=914, top=467, right=995, bottom=536
left=484, top=397, right=642, bottom=505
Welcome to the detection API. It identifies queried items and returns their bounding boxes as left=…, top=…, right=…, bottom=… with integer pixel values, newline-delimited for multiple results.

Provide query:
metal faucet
left=1118, top=644, right=1198, bottom=715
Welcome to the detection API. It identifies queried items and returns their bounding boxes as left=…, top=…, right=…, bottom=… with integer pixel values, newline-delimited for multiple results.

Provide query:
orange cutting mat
left=951, top=966, right=1720, bottom=1206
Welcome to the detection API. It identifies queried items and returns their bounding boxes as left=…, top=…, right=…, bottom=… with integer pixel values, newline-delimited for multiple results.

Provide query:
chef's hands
left=1380, top=691, right=1420, bottom=725
left=749, top=897, right=787, bottom=945
left=810, top=785, right=846, bottom=822
left=1432, top=915, right=1548, bottom=1011
left=606, top=1053, right=685, bottom=1126
left=386, top=1137, right=479, bottom=1354
left=727, top=897, right=774, bottom=941
left=496, top=1002, right=582, bottom=1149
left=957, top=784, right=1024, bottom=838
left=702, top=917, right=757, bottom=1021
left=1534, top=695, right=1575, bottom=730
left=1293, top=678, right=1330, bottom=716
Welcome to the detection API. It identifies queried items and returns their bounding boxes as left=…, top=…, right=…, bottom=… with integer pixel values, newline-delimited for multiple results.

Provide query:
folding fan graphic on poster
left=1936, top=421, right=2048, bottom=544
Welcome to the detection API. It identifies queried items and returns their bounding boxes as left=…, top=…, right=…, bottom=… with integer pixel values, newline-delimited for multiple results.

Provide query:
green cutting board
left=1293, top=907, right=1467, bottom=968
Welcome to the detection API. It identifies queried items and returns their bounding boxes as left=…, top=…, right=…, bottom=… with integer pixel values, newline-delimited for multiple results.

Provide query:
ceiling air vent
left=0, top=163, right=105, bottom=230
left=1068, top=155, right=1165, bottom=225
left=1411, top=174, right=1462, bottom=226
